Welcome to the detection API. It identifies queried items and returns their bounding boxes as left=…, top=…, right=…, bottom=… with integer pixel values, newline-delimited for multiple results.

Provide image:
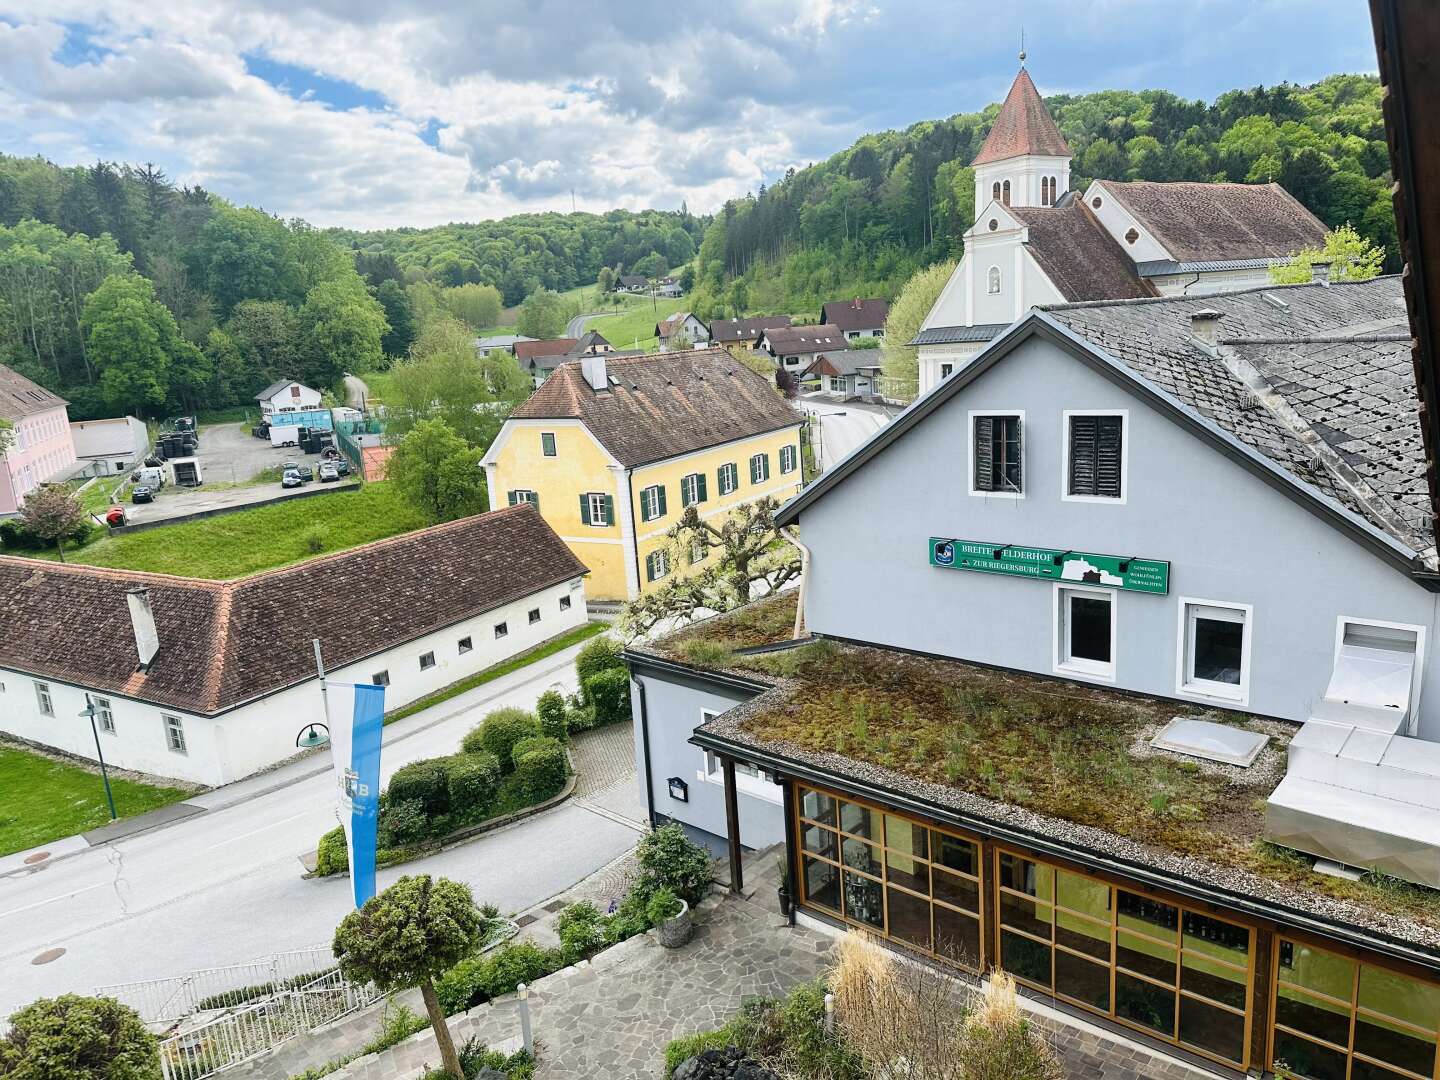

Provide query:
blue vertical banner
left=327, top=682, right=386, bottom=908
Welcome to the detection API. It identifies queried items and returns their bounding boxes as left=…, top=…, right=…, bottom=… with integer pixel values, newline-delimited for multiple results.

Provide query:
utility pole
left=80, top=693, right=117, bottom=821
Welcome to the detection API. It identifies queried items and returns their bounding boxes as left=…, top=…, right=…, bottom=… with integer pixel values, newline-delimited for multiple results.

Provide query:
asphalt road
left=0, top=639, right=638, bottom=1019
left=564, top=310, right=613, bottom=338
left=800, top=395, right=894, bottom=470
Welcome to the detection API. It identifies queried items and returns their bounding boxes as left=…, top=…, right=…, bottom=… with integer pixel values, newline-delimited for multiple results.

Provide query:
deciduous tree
left=332, top=876, right=484, bottom=1080
left=376, top=279, right=416, bottom=358
left=386, top=418, right=488, bottom=523
left=82, top=274, right=203, bottom=414
left=18, top=484, right=86, bottom=562
left=297, top=271, right=388, bottom=389
left=1269, top=223, right=1385, bottom=284
left=880, top=258, right=956, bottom=402
left=440, top=283, right=502, bottom=330
left=515, top=288, right=566, bottom=339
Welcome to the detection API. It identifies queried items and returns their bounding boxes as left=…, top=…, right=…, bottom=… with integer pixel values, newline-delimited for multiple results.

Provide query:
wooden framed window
left=95, top=696, right=115, bottom=734
left=645, top=549, right=670, bottom=582
left=540, top=432, right=557, bottom=457
left=680, top=472, right=708, bottom=507
left=581, top=492, right=614, bottom=526
left=35, top=681, right=53, bottom=717
left=507, top=489, right=540, bottom=510
left=639, top=484, right=667, bottom=522
left=164, top=715, right=187, bottom=754
left=749, top=453, right=770, bottom=484
left=779, top=445, right=798, bottom=474
left=1063, top=411, right=1126, bottom=502
left=717, top=463, right=739, bottom=495
left=970, top=412, right=1023, bottom=496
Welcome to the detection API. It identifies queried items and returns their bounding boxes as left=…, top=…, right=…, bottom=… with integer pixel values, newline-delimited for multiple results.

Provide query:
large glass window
left=796, top=786, right=983, bottom=972
left=1057, top=587, right=1115, bottom=680
left=1179, top=600, right=1251, bottom=703
left=996, top=849, right=1252, bottom=1069
left=1273, top=937, right=1440, bottom=1080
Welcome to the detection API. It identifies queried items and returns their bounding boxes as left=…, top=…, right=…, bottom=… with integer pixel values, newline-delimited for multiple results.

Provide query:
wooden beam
left=721, top=755, right=743, bottom=894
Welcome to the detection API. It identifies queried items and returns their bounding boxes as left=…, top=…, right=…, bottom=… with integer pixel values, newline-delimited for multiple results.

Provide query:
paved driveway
left=800, top=396, right=894, bottom=470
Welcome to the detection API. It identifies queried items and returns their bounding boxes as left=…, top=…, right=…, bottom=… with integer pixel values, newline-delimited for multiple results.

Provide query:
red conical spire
left=971, top=67, right=1072, bottom=166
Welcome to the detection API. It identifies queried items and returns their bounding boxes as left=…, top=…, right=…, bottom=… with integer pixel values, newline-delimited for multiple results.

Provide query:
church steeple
left=971, top=64, right=1072, bottom=216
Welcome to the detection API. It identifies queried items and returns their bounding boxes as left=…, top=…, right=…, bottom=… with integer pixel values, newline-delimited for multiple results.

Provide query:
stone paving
left=570, top=721, right=646, bottom=828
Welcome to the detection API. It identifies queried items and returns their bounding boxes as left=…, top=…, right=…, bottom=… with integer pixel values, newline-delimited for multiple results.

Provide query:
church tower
left=971, top=57, right=1072, bottom=217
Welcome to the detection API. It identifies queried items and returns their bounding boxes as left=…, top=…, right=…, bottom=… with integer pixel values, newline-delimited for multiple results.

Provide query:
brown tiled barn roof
left=515, top=338, right=578, bottom=361
left=1095, top=180, right=1329, bottom=263
left=508, top=347, right=800, bottom=467
left=707, top=316, right=792, bottom=344
left=0, top=506, right=587, bottom=715
left=972, top=67, right=1072, bottom=166
left=762, top=325, right=850, bottom=356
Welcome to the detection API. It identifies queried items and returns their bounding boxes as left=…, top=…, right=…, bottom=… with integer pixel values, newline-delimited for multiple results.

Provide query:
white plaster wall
left=1083, top=181, right=1171, bottom=263
left=0, top=577, right=589, bottom=787
left=1149, top=268, right=1278, bottom=296
left=917, top=343, right=987, bottom=395
left=974, top=155, right=1071, bottom=212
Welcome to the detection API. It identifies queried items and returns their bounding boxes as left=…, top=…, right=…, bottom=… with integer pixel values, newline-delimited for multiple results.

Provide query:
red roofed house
left=914, top=61, right=1330, bottom=396
left=0, top=506, right=588, bottom=785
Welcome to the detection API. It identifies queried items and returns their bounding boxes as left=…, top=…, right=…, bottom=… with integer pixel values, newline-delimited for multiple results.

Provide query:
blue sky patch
left=418, top=118, right=442, bottom=148
left=243, top=52, right=387, bottom=111
left=55, top=23, right=117, bottom=67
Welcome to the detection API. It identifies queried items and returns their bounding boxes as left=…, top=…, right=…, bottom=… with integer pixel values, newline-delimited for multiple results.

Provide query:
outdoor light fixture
left=295, top=723, right=331, bottom=749
left=667, top=777, right=689, bottom=802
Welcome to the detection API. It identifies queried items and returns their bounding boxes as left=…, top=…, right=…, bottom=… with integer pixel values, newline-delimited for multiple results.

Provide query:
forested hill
left=685, top=73, right=1395, bottom=320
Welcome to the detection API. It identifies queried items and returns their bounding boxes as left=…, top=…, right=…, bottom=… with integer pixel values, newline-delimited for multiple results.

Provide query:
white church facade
left=915, top=64, right=1331, bottom=395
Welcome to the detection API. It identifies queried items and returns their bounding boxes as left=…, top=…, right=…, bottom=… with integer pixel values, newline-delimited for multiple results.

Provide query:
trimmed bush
left=645, top=885, right=683, bottom=925
left=585, top=668, right=632, bottom=726
left=446, top=752, right=500, bottom=817
left=511, top=736, right=567, bottom=803
left=316, top=826, right=348, bottom=875
left=465, top=707, right=541, bottom=772
left=636, top=822, right=713, bottom=905
left=575, top=636, right=624, bottom=699
left=555, top=901, right=605, bottom=962
left=564, top=703, right=597, bottom=733
left=376, top=797, right=429, bottom=848
left=536, top=690, right=567, bottom=742
left=387, top=758, right=451, bottom=818
left=434, top=941, right=563, bottom=1014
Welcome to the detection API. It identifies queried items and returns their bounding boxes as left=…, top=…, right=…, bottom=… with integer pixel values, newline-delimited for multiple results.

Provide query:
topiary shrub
left=316, top=826, right=349, bottom=875
left=584, top=668, right=632, bottom=725
left=0, top=994, right=161, bottom=1080
left=564, top=703, right=597, bottom=733
left=387, top=758, right=451, bottom=818
left=536, top=690, right=567, bottom=742
left=377, top=797, right=430, bottom=848
left=636, top=822, right=713, bottom=906
left=445, top=752, right=500, bottom=820
left=435, top=941, right=563, bottom=1014
left=464, top=707, right=541, bottom=772
left=575, top=636, right=624, bottom=700
left=510, top=736, right=567, bottom=803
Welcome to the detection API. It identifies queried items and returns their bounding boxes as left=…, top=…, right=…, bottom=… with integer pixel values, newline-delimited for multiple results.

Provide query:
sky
left=0, top=1, right=1378, bottom=232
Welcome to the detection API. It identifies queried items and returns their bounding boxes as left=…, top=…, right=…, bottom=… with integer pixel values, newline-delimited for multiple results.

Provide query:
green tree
left=515, top=288, right=566, bottom=339
left=633, top=251, right=667, bottom=278
left=596, top=265, right=616, bottom=293
left=880, top=259, right=956, bottom=402
left=82, top=274, right=202, bottom=414
left=376, top=279, right=415, bottom=359
left=225, top=300, right=299, bottom=387
left=386, top=418, right=488, bottom=522
left=0, top=994, right=160, bottom=1080
left=1268, top=223, right=1385, bottom=284
left=440, top=283, right=503, bottom=330
left=193, top=206, right=301, bottom=317
left=18, top=484, right=86, bottom=562
left=332, top=875, right=484, bottom=1080
left=298, top=271, right=387, bottom=389
left=389, top=316, right=524, bottom=447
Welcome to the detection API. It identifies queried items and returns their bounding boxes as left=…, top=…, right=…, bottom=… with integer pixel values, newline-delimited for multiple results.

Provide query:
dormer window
left=987, top=266, right=1002, bottom=295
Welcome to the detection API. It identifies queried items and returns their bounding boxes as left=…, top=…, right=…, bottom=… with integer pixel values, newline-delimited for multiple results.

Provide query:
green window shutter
left=639, top=489, right=651, bottom=522
left=974, top=417, right=994, bottom=491
left=604, top=494, right=615, bottom=525
left=507, top=490, right=519, bottom=506
left=530, top=492, right=539, bottom=512
left=762, top=454, right=770, bottom=481
left=657, top=486, right=667, bottom=517
left=697, top=473, right=708, bottom=502
left=579, top=493, right=590, bottom=523
left=681, top=474, right=694, bottom=507
left=749, top=456, right=758, bottom=484
left=645, top=553, right=656, bottom=581
left=716, top=465, right=725, bottom=493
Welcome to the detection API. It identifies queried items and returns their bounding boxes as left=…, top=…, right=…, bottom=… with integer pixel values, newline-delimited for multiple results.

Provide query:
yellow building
left=482, top=347, right=804, bottom=601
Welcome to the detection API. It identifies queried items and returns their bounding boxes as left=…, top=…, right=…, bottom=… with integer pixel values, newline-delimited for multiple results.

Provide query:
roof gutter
left=690, top=724, right=1440, bottom=975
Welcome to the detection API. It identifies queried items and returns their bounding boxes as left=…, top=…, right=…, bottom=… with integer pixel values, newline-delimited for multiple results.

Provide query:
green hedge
left=575, top=637, right=624, bottom=699
left=387, top=759, right=451, bottom=817
left=536, top=690, right=567, bottom=742
left=510, top=736, right=567, bottom=803
left=463, top=708, right=541, bottom=772
left=316, top=827, right=347, bottom=875
left=447, top=751, right=500, bottom=811
left=584, top=668, right=632, bottom=726
left=435, top=941, right=564, bottom=1014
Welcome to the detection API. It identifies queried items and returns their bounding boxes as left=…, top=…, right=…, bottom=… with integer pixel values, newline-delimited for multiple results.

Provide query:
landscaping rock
left=672, top=1047, right=777, bottom=1080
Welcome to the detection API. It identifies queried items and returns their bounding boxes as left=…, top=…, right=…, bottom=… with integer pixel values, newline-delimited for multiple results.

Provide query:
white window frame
left=779, top=445, right=797, bottom=474
left=718, top=463, right=738, bottom=495
left=697, top=711, right=782, bottom=804
left=641, top=485, right=663, bottom=520
left=511, top=489, right=538, bottom=507
left=1174, top=598, right=1253, bottom=706
left=1053, top=584, right=1117, bottom=683
left=541, top=431, right=557, bottom=457
left=681, top=473, right=701, bottom=506
left=1333, top=615, right=1427, bottom=725
left=648, top=549, right=670, bottom=581
left=1060, top=409, right=1129, bottom=505
left=35, top=681, right=54, bottom=717
left=164, top=715, right=187, bottom=754
left=968, top=410, right=1026, bottom=499
left=94, top=696, right=115, bottom=734
left=586, top=492, right=608, bottom=526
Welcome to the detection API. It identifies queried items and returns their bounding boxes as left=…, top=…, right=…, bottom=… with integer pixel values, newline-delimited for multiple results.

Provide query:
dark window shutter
left=974, top=417, right=994, bottom=491
left=657, top=486, right=667, bottom=517
left=530, top=492, right=539, bottom=512
left=1069, top=416, right=1098, bottom=495
left=645, top=553, right=654, bottom=581
left=762, top=454, right=770, bottom=480
left=640, top=488, right=653, bottom=521
left=507, top=490, right=519, bottom=506
left=697, top=473, right=708, bottom=502
left=579, top=493, right=590, bottom=522
left=604, top=494, right=615, bottom=524
left=1096, top=416, right=1123, bottom=497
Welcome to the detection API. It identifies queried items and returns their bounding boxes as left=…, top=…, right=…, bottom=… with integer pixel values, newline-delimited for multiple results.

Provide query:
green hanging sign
left=929, top=538, right=1169, bottom=594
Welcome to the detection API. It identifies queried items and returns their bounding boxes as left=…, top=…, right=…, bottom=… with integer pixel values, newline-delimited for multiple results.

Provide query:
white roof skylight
left=1150, top=717, right=1268, bottom=767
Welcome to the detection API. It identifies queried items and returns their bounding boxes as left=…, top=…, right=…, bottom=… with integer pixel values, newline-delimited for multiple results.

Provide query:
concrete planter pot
left=655, top=897, right=693, bottom=948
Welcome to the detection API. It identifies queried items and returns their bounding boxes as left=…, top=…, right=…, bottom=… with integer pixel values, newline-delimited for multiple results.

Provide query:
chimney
left=1189, top=309, right=1224, bottom=347
left=126, top=587, right=159, bottom=671
left=580, top=353, right=608, bottom=392
left=1312, top=260, right=1331, bottom=287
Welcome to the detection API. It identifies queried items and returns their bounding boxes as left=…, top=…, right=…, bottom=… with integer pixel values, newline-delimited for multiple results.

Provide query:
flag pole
left=313, top=638, right=332, bottom=728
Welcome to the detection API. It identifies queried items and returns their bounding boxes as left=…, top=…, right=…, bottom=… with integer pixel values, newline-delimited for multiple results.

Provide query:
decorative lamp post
left=78, top=694, right=117, bottom=821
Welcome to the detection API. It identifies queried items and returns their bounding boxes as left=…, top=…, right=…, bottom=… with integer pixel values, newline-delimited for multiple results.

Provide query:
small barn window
left=419, top=651, right=436, bottom=670
left=164, top=715, right=188, bottom=754
left=494, top=622, right=508, bottom=639
left=987, top=266, right=1002, bottom=295
left=528, top=608, right=541, bottom=625
left=458, top=637, right=473, bottom=654
left=559, top=595, right=572, bottom=611
left=373, top=671, right=390, bottom=687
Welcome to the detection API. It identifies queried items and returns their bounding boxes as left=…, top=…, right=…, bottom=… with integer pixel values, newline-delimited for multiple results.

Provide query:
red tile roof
left=972, top=67, right=1072, bottom=166
left=0, top=506, right=587, bottom=715
left=516, top=338, right=578, bottom=361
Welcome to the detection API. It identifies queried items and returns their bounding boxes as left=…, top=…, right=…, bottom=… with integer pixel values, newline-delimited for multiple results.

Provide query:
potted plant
left=776, top=856, right=793, bottom=918
left=647, top=886, right=692, bottom=948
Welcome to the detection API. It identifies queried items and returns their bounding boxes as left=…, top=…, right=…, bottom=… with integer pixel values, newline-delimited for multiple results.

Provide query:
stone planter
left=655, top=897, right=692, bottom=948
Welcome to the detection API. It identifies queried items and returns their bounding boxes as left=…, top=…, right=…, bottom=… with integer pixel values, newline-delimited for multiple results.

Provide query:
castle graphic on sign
left=1059, top=557, right=1123, bottom=587
left=928, top=537, right=1169, bottom=594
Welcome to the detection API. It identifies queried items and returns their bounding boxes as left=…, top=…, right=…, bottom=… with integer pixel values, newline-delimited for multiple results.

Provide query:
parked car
left=295, top=464, right=314, bottom=482
left=131, top=486, right=154, bottom=504
left=318, top=462, right=340, bottom=483
left=333, top=456, right=350, bottom=476
left=282, top=470, right=303, bottom=489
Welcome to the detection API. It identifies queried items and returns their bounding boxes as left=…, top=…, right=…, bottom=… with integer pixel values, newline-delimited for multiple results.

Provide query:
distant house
left=516, top=338, right=581, bottom=385
left=820, top=298, right=890, bottom=340
left=255, top=379, right=323, bottom=419
left=0, top=363, right=77, bottom=516
left=70, top=416, right=149, bottom=476
left=655, top=312, right=709, bottom=348
left=475, top=334, right=536, bottom=356
left=653, top=278, right=683, bottom=298
left=707, top=315, right=793, bottom=350
left=618, top=275, right=649, bottom=293
left=803, top=351, right=885, bottom=399
left=758, top=323, right=850, bottom=374
left=574, top=330, right=614, bottom=356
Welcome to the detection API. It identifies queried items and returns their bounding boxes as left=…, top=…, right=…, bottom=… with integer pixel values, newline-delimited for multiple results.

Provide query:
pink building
left=0, top=364, right=77, bottom=516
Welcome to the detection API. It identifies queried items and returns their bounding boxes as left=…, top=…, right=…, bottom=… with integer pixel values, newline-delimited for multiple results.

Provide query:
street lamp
left=295, top=723, right=331, bottom=749
left=78, top=694, right=117, bottom=821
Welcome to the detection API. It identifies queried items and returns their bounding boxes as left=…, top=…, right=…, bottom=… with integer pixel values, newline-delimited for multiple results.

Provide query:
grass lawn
left=0, top=743, right=190, bottom=856
left=49, top=482, right=431, bottom=579
left=584, top=295, right=690, bottom=352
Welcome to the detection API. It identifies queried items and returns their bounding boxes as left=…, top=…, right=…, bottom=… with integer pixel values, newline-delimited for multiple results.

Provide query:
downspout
left=626, top=466, right=642, bottom=599
left=784, top=526, right=811, bottom=640
left=635, top=677, right=657, bottom=827
left=1179, top=271, right=1201, bottom=296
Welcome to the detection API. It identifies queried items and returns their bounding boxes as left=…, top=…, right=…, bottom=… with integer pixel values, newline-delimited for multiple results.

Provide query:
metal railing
left=96, top=947, right=338, bottom=1026
left=156, top=969, right=381, bottom=1080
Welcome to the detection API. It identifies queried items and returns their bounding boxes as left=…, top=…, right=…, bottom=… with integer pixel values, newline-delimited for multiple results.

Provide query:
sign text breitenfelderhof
left=929, top=538, right=1169, bottom=594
